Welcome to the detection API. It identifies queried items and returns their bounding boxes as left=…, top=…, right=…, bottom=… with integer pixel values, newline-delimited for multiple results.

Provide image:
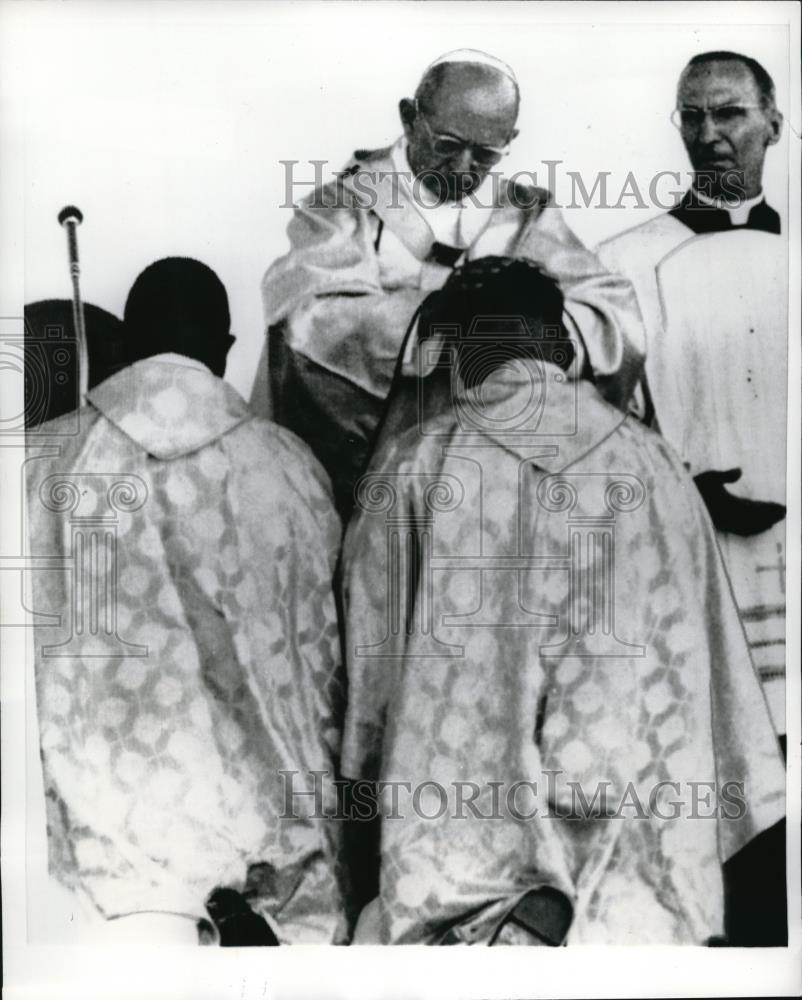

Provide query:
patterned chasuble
left=26, top=356, right=348, bottom=943
left=340, top=363, right=785, bottom=945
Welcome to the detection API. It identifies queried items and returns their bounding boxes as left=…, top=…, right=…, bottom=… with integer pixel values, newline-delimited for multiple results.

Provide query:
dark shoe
left=490, top=887, right=574, bottom=946
left=204, top=888, right=280, bottom=947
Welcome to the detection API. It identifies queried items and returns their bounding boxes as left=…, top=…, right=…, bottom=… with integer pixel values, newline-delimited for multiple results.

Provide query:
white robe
left=598, top=223, right=788, bottom=735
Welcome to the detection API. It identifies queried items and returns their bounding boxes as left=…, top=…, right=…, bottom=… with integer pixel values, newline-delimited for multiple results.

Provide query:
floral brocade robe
left=26, top=355, right=348, bottom=942
left=340, top=362, right=785, bottom=945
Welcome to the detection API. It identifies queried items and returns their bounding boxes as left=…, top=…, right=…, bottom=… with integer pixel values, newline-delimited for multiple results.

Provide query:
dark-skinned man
left=256, top=49, right=645, bottom=516
left=340, top=270, right=786, bottom=945
left=27, top=258, right=348, bottom=946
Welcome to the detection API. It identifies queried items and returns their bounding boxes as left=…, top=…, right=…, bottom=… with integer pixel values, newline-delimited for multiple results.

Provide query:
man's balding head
left=676, top=52, right=782, bottom=199
left=401, top=54, right=520, bottom=202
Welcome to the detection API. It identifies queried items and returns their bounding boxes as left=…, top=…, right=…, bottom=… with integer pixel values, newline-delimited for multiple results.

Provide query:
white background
left=1, top=1, right=792, bottom=398
left=1, top=3, right=799, bottom=999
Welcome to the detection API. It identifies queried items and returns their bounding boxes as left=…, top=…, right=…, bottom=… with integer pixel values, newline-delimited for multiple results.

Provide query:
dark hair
left=685, top=51, right=776, bottom=108
left=445, top=260, right=568, bottom=390
left=123, top=257, right=232, bottom=376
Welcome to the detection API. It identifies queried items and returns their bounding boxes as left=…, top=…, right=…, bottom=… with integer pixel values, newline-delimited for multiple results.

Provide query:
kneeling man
left=339, top=260, right=785, bottom=945
left=27, top=258, right=348, bottom=944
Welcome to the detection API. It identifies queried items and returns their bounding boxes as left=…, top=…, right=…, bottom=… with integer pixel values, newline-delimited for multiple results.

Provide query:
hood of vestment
left=87, top=355, right=250, bottom=460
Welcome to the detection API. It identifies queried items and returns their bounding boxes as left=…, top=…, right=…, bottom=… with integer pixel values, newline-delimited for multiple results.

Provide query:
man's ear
left=766, top=108, right=783, bottom=146
left=211, top=334, right=235, bottom=378
left=509, top=127, right=520, bottom=142
left=399, top=97, right=416, bottom=132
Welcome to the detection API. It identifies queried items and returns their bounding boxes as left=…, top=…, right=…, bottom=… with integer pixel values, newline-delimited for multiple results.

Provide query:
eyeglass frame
left=670, top=103, right=765, bottom=131
left=412, top=99, right=515, bottom=166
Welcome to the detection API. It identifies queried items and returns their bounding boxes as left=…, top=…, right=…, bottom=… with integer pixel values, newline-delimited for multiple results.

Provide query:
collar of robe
left=343, top=146, right=547, bottom=262
left=452, top=361, right=626, bottom=473
left=670, top=188, right=781, bottom=235
left=87, top=356, right=250, bottom=460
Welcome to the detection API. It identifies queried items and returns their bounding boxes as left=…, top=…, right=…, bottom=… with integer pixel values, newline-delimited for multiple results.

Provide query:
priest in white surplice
left=598, top=51, right=783, bottom=347
left=597, top=51, right=787, bottom=744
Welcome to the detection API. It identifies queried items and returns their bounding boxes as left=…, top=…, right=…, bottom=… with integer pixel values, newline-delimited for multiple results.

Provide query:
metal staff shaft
left=57, top=205, right=89, bottom=403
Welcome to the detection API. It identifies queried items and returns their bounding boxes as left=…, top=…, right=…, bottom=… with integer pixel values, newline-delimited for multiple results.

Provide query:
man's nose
left=450, top=147, right=477, bottom=173
left=698, top=112, right=723, bottom=143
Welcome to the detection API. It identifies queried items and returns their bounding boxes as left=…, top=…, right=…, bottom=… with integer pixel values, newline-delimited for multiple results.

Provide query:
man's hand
left=693, top=468, right=786, bottom=536
left=418, top=255, right=574, bottom=376
left=442, top=256, right=564, bottom=326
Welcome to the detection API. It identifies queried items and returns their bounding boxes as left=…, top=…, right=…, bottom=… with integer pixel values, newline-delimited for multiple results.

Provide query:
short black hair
left=685, top=51, right=776, bottom=108
left=123, top=257, right=233, bottom=376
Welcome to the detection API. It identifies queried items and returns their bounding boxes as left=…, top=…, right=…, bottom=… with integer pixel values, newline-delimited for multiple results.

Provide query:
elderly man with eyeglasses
left=256, top=49, right=644, bottom=516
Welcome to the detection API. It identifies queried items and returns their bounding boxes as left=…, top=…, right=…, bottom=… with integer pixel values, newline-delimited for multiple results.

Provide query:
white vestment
left=598, top=225, right=788, bottom=735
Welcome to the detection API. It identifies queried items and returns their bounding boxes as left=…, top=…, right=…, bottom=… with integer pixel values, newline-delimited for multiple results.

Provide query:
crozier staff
left=57, top=205, right=89, bottom=402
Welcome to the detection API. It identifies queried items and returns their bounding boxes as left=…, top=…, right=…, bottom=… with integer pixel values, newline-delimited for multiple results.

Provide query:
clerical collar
left=691, top=187, right=765, bottom=226
left=389, top=137, right=493, bottom=249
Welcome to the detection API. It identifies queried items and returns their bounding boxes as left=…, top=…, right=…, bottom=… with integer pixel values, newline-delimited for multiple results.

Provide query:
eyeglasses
left=413, top=100, right=512, bottom=167
left=671, top=104, right=763, bottom=131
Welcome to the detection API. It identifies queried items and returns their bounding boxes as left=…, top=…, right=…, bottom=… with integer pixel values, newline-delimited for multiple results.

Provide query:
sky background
left=0, top=1, right=793, bottom=398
